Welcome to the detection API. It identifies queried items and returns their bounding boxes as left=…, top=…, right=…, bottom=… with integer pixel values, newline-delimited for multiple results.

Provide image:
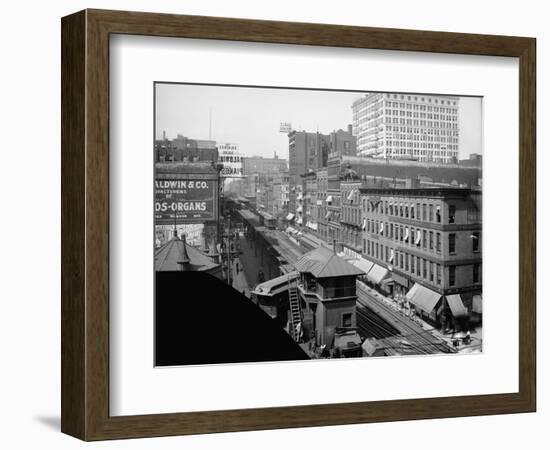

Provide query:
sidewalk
left=231, top=258, right=251, bottom=298
left=364, top=284, right=481, bottom=354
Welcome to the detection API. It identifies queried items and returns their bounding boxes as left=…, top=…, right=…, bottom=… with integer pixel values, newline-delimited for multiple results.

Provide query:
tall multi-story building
left=240, top=155, right=287, bottom=213
left=271, top=171, right=290, bottom=220
left=288, top=131, right=328, bottom=214
left=256, top=172, right=276, bottom=212
left=340, top=176, right=363, bottom=257
left=326, top=154, right=343, bottom=247
left=290, top=127, right=356, bottom=226
left=352, top=93, right=460, bottom=162
left=301, top=171, right=318, bottom=233
left=316, top=169, right=328, bottom=240
left=359, top=187, right=482, bottom=327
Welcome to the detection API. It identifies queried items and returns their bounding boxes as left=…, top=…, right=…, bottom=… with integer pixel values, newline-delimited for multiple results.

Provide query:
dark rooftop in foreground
left=155, top=235, right=220, bottom=273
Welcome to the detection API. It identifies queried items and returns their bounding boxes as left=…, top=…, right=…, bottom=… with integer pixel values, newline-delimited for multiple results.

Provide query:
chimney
left=163, top=130, right=166, bottom=140
left=347, top=124, right=353, bottom=134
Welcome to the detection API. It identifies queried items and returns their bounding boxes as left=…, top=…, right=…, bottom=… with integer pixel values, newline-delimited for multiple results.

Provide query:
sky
left=155, top=83, right=483, bottom=161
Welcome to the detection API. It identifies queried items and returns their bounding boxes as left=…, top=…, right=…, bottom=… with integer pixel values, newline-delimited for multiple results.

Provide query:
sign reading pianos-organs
left=155, top=178, right=215, bottom=223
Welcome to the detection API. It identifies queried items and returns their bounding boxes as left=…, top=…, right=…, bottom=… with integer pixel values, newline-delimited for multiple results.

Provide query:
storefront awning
left=286, top=213, right=295, bottom=221
left=472, top=294, right=482, bottom=314
left=447, top=294, right=468, bottom=317
left=306, top=222, right=318, bottom=230
left=350, top=257, right=374, bottom=275
left=366, top=264, right=389, bottom=284
left=326, top=195, right=333, bottom=203
left=316, top=200, right=323, bottom=206
left=296, top=217, right=303, bottom=224
left=391, top=272, right=409, bottom=287
left=406, top=283, right=441, bottom=315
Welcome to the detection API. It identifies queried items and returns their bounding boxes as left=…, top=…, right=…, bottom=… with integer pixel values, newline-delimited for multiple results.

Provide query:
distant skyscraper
left=352, top=93, right=459, bottom=163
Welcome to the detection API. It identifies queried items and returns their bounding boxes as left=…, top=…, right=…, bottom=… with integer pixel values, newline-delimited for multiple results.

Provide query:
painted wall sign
left=155, top=179, right=215, bottom=222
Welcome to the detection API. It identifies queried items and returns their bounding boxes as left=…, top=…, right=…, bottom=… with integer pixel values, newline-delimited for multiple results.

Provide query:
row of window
left=385, top=109, right=458, bottom=120
left=363, top=200, right=452, bottom=224
left=381, top=135, right=458, bottom=145
left=364, top=220, right=443, bottom=253
left=364, top=219, right=481, bottom=255
left=341, top=205, right=361, bottom=226
left=365, top=238, right=443, bottom=284
left=354, top=100, right=458, bottom=119
left=385, top=126, right=459, bottom=137
left=363, top=239, right=481, bottom=286
left=383, top=94, right=457, bottom=106
left=385, top=142, right=459, bottom=151
left=383, top=118, right=459, bottom=128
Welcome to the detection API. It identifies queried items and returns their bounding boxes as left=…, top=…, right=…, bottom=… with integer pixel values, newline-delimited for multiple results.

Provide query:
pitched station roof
left=294, top=247, right=364, bottom=279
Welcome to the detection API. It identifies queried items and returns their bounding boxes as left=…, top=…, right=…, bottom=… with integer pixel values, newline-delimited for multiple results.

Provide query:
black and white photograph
left=153, top=83, right=483, bottom=366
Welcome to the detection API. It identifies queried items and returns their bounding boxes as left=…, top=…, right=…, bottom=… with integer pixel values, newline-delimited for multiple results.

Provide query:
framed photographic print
left=61, top=9, right=536, bottom=440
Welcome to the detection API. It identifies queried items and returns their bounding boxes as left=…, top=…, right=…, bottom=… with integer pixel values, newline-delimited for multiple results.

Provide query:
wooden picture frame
left=61, top=9, right=536, bottom=441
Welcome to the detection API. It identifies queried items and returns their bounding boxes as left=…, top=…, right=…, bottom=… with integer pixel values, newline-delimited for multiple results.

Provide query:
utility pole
left=226, top=213, right=232, bottom=286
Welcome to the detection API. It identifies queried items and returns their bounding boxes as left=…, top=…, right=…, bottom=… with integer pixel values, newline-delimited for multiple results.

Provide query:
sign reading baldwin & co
left=155, top=179, right=215, bottom=223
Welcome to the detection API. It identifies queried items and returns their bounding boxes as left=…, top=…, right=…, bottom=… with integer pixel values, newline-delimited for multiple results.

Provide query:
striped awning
left=406, top=283, right=441, bottom=315
left=308, top=222, right=318, bottom=231
left=472, top=294, right=482, bottom=314
left=447, top=294, right=468, bottom=317
left=350, top=257, right=375, bottom=275
left=366, top=264, right=389, bottom=284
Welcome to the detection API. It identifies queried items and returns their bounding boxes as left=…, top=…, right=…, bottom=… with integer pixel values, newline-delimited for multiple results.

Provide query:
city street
left=236, top=235, right=279, bottom=291
left=230, top=257, right=250, bottom=297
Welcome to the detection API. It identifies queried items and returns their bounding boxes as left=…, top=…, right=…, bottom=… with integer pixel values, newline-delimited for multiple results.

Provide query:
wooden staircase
left=288, top=276, right=302, bottom=341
